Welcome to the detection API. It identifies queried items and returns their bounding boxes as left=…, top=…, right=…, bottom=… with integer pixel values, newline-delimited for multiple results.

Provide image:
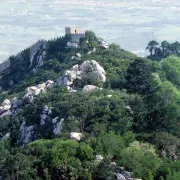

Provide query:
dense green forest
left=0, top=31, right=180, bottom=180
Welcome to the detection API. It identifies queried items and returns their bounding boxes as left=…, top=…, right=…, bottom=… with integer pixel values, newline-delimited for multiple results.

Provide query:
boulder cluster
left=23, top=80, right=54, bottom=103
left=116, top=167, right=142, bottom=180
left=0, top=99, right=11, bottom=117
left=57, top=60, right=106, bottom=90
left=0, top=60, right=106, bottom=145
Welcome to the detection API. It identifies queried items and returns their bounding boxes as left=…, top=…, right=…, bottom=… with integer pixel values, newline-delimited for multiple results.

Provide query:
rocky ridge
left=0, top=60, right=106, bottom=145
left=57, top=60, right=106, bottom=90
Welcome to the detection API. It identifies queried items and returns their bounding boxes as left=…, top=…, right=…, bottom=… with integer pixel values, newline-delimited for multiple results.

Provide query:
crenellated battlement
left=65, top=25, right=84, bottom=35
left=65, top=26, right=85, bottom=45
left=71, top=33, right=85, bottom=35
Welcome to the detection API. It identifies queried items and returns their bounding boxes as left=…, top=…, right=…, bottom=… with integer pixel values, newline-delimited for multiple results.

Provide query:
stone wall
left=71, top=33, right=85, bottom=43
left=0, top=59, right=10, bottom=73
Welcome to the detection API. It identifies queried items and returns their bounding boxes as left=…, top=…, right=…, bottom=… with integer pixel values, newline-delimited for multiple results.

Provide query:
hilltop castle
left=65, top=26, right=85, bottom=48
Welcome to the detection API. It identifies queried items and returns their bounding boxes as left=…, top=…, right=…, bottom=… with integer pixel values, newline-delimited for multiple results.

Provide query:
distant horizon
left=0, top=0, right=180, bottom=60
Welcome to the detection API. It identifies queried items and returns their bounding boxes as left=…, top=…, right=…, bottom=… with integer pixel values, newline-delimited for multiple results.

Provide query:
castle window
left=75, top=30, right=77, bottom=34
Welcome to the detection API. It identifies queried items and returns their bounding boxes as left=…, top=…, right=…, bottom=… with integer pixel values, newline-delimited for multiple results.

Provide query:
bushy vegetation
left=0, top=32, right=180, bottom=179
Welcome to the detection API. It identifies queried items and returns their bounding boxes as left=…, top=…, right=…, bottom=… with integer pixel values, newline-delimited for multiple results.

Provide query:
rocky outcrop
left=98, top=39, right=109, bottom=49
left=95, top=155, right=104, bottom=161
left=40, top=105, right=52, bottom=125
left=57, top=60, right=106, bottom=90
left=40, top=107, right=64, bottom=136
left=76, top=53, right=81, bottom=58
left=18, top=122, right=35, bottom=144
left=82, top=85, right=99, bottom=93
left=116, top=166, right=135, bottom=180
left=29, top=40, right=47, bottom=68
left=116, top=173, right=126, bottom=180
left=70, top=132, right=84, bottom=141
left=0, top=99, right=11, bottom=117
left=53, top=118, right=64, bottom=136
left=24, top=80, right=54, bottom=103
left=0, top=98, right=23, bottom=118
left=0, top=99, right=11, bottom=111
left=1, top=133, right=10, bottom=141
left=0, top=40, right=47, bottom=75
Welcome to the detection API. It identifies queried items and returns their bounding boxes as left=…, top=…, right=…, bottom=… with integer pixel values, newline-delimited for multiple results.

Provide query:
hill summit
left=0, top=28, right=180, bottom=180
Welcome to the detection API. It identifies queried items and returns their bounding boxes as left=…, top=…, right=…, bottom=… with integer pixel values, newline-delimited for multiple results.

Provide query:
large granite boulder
left=23, top=80, right=54, bottom=103
left=82, top=85, right=99, bottom=93
left=0, top=99, right=11, bottom=111
left=1, top=133, right=10, bottom=141
left=116, top=173, right=126, bottom=180
left=57, top=60, right=106, bottom=90
left=70, top=132, right=84, bottom=141
left=0, top=99, right=11, bottom=117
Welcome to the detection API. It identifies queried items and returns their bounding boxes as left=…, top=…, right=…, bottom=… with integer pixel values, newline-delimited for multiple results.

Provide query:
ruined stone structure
left=65, top=26, right=81, bottom=35
left=65, top=26, right=85, bottom=47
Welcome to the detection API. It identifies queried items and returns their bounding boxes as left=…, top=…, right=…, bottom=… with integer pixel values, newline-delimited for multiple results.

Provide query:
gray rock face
left=57, top=60, right=106, bottom=90
left=99, top=39, right=109, bottom=49
left=1, top=133, right=10, bottom=141
left=18, top=122, right=35, bottom=144
left=121, top=171, right=133, bottom=179
left=0, top=99, right=11, bottom=111
left=0, top=99, right=11, bottom=117
left=70, top=132, right=84, bottom=141
left=29, top=40, right=47, bottom=68
left=11, top=97, right=22, bottom=108
left=83, top=85, right=99, bottom=93
left=116, top=167, right=134, bottom=180
left=76, top=53, right=81, bottom=58
left=93, top=47, right=96, bottom=52
left=95, top=155, right=104, bottom=161
left=52, top=117, right=59, bottom=124
left=40, top=105, right=52, bottom=125
left=24, top=80, right=54, bottom=103
left=87, top=51, right=92, bottom=55
left=0, top=110, right=11, bottom=118
left=53, top=118, right=64, bottom=136
left=116, top=173, right=126, bottom=180
left=9, top=97, right=23, bottom=118
left=0, top=98, right=22, bottom=118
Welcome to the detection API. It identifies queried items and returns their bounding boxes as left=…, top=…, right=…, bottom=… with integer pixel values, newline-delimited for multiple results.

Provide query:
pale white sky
left=0, top=0, right=180, bottom=60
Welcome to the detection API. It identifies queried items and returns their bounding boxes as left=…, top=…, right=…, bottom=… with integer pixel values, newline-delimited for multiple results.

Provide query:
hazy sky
left=0, top=0, right=180, bottom=60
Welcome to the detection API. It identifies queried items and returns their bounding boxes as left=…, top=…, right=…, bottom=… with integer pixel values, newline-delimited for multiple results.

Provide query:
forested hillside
left=0, top=31, right=180, bottom=180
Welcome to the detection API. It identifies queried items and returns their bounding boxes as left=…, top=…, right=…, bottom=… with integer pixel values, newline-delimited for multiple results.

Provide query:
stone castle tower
left=65, top=26, right=81, bottom=35
left=65, top=26, right=85, bottom=44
